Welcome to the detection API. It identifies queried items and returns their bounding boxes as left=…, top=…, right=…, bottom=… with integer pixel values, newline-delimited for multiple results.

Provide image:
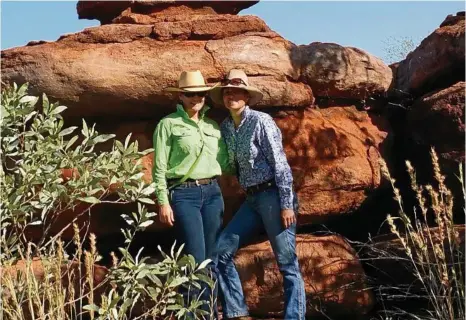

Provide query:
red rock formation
left=2, top=3, right=398, bottom=119
left=278, top=107, right=388, bottom=223
left=395, top=11, right=465, bottom=96
left=234, top=234, right=374, bottom=317
left=150, top=15, right=271, bottom=40
left=300, top=42, right=392, bottom=99
left=0, top=2, right=402, bottom=317
left=440, top=11, right=465, bottom=27
left=1, top=23, right=313, bottom=119
left=95, top=106, right=388, bottom=227
left=22, top=103, right=389, bottom=242
left=220, top=106, right=389, bottom=225
left=77, top=1, right=259, bottom=24
left=407, top=82, right=465, bottom=163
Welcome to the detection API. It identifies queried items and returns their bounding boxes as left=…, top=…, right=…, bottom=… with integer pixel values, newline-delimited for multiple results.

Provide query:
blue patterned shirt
left=220, top=106, right=294, bottom=210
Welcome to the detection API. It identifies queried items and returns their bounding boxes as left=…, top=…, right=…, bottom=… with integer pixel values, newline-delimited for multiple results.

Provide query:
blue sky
left=1, top=1, right=464, bottom=63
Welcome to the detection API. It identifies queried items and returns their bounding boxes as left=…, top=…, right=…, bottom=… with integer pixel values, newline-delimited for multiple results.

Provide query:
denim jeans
left=214, top=186, right=306, bottom=319
left=170, top=179, right=224, bottom=319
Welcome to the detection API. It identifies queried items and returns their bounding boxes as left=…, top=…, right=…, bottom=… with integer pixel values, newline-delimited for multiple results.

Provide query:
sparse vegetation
left=365, top=149, right=464, bottom=320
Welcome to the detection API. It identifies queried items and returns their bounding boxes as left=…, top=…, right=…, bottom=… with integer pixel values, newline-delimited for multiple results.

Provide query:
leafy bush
left=1, top=83, right=214, bottom=320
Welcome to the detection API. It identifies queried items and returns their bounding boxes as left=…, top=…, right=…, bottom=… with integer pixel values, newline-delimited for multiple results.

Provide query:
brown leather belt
left=167, top=176, right=218, bottom=188
left=246, top=179, right=276, bottom=196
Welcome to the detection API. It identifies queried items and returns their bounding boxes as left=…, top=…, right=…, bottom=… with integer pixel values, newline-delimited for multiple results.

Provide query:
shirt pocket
left=203, top=126, right=221, bottom=155
left=171, top=126, right=196, bottom=154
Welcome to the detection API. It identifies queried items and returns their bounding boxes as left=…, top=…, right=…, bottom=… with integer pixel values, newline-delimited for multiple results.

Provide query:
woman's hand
left=159, top=203, right=175, bottom=227
left=281, top=209, right=296, bottom=229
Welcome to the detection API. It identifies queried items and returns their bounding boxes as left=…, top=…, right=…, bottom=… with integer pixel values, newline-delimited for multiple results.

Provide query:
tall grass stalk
left=378, top=148, right=464, bottom=320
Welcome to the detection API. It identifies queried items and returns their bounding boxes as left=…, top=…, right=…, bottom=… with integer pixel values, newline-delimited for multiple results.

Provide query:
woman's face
left=222, top=87, right=249, bottom=111
left=180, top=91, right=207, bottom=112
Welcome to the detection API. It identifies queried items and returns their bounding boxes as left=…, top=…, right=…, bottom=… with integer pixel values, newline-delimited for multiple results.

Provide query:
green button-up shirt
left=152, top=104, right=230, bottom=205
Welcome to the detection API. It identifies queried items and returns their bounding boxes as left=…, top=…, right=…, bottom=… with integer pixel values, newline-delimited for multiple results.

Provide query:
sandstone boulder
left=407, top=82, right=465, bottom=162
left=234, top=234, right=374, bottom=317
left=1, top=23, right=313, bottom=120
left=107, top=105, right=388, bottom=226
left=395, top=12, right=465, bottom=96
left=219, top=106, right=389, bottom=225
left=77, top=1, right=259, bottom=24
left=277, top=107, right=388, bottom=223
left=299, top=42, right=393, bottom=99
left=150, top=15, right=271, bottom=40
left=99, top=105, right=388, bottom=226
left=440, top=11, right=465, bottom=28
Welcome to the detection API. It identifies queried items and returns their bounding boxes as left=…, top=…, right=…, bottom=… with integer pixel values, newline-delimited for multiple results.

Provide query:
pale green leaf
left=197, top=259, right=212, bottom=271
left=19, top=95, right=38, bottom=106
left=124, top=133, right=132, bottom=149
left=59, top=126, right=77, bottom=137
left=42, top=93, right=50, bottom=113
left=51, top=105, right=67, bottom=115
left=142, top=185, right=156, bottom=196
left=138, top=197, right=155, bottom=205
left=82, top=305, right=100, bottom=312
left=139, top=220, right=153, bottom=228
left=92, top=134, right=115, bottom=145
left=65, top=135, right=79, bottom=151
left=168, top=276, right=189, bottom=288
left=78, top=196, right=101, bottom=204
left=82, top=119, right=89, bottom=137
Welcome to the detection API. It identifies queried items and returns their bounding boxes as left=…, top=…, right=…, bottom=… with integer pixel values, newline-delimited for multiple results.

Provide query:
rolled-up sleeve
left=259, top=116, right=294, bottom=210
left=152, top=120, right=171, bottom=205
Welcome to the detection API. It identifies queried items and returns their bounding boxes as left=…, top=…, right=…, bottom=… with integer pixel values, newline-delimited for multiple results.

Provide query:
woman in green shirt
left=153, top=70, right=228, bottom=319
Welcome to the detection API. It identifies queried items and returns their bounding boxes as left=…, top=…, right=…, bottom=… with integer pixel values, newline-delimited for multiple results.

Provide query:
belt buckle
left=195, top=179, right=200, bottom=186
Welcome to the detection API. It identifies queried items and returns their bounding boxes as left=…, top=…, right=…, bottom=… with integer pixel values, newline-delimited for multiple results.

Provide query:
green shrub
left=1, top=83, right=214, bottom=320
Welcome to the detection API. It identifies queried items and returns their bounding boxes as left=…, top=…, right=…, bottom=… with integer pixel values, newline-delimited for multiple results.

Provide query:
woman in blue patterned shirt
left=210, top=69, right=306, bottom=320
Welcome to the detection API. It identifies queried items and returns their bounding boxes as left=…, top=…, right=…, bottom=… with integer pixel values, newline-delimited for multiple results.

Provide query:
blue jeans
left=170, top=180, right=224, bottom=319
left=214, top=187, right=306, bottom=319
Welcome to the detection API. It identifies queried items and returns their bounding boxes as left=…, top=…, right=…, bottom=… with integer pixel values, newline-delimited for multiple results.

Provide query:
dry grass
left=1, top=226, right=106, bottom=320
left=375, top=147, right=465, bottom=320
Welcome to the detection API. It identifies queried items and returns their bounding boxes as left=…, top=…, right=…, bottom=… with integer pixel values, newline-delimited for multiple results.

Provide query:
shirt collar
left=176, top=104, right=210, bottom=121
left=238, top=105, right=251, bottom=129
left=241, top=105, right=251, bottom=121
left=227, top=105, right=251, bottom=131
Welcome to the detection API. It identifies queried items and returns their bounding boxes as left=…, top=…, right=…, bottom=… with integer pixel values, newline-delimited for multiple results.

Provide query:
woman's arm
left=218, top=121, right=236, bottom=176
left=259, top=115, right=294, bottom=210
left=152, top=120, right=171, bottom=205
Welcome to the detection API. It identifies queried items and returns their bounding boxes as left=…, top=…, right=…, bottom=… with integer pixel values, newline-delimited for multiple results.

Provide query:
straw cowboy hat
left=210, top=69, right=263, bottom=106
left=165, top=70, right=218, bottom=93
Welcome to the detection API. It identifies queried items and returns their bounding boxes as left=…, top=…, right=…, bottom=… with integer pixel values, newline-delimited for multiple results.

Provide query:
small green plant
left=91, top=240, right=216, bottom=319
